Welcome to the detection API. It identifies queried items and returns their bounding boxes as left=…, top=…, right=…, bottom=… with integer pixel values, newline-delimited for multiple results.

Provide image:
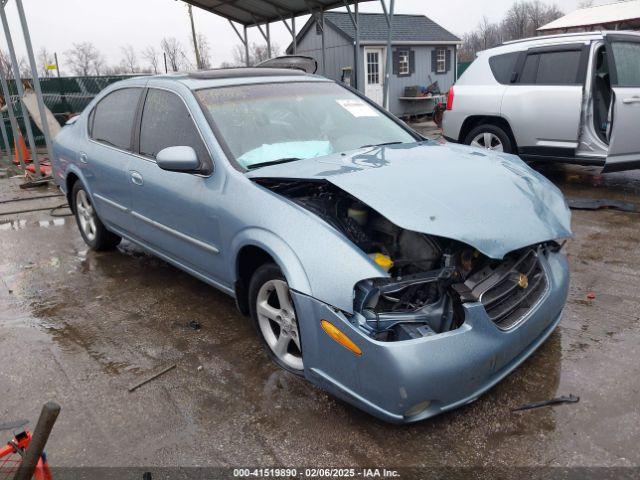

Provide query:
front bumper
left=292, top=250, right=569, bottom=424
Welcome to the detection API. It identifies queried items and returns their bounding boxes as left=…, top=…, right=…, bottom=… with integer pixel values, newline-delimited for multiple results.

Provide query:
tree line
left=459, top=0, right=565, bottom=61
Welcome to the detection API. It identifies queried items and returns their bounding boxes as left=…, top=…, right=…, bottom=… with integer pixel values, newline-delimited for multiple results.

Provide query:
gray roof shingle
left=324, top=12, right=460, bottom=43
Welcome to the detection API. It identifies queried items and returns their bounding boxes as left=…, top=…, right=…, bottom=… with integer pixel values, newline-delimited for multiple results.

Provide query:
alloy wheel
left=75, top=189, right=97, bottom=242
left=256, top=279, right=303, bottom=371
left=470, top=132, right=504, bottom=152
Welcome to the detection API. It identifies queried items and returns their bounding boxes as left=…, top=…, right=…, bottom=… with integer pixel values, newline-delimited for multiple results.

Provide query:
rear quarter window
left=489, top=52, right=520, bottom=84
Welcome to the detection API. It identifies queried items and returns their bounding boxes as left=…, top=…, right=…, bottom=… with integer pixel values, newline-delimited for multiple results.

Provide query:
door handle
left=79, top=152, right=88, bottom=164
left=622, top=96, right=640, bottom=104
left=130, top=171, right=144, bottom=186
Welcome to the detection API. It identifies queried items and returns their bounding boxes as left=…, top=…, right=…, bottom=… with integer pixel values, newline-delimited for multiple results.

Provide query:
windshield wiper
left=359, top=141, right=403, bottom=149
left=246, top=157, right=302, bottom=170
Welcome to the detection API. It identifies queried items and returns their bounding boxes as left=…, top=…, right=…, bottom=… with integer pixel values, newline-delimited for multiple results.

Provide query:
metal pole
left=16, top=0, right=55, bottom=167
left=292, top=15, right=297, bottom=54
left=0, top=63, right=23, bottom=168
left=244, top=26, right=250, bottom=66
left=13, top=402, right=61, bottom=480
left=0, top=102, right=10, bottom=163
left=382, top=0, right=395, bottom=110
left=266, top=22, right=271, bottom=59
left=188, top=4, right=202, bottom=69
left=54, top=52, right=61, bottom=78
left=0, top=3, right=41, bottom=178
left=355, top=1, right=360, bottom=91
left=320, top=9, right=326, bottom=75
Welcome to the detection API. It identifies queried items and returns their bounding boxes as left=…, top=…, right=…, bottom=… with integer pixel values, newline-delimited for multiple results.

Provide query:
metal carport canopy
left=182, top=0, right=397, bottom=109
left=182, top=0, right=374, bottom=26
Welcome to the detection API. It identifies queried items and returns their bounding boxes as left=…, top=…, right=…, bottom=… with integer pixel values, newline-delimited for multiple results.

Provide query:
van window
left=90, top=88, right=141, bottom=150
left=519, top=50, right=583, bottom=85
left=139, top=89, right=210, bottom=167
left=611, top=42, right=640, bottom=87
left=489, top=52, right=520, bottom=84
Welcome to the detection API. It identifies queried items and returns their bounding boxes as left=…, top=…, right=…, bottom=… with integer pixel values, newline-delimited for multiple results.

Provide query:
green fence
left=2, top=74, right=139, bottom=150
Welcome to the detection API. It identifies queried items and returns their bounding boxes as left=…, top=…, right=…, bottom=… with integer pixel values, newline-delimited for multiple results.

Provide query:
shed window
left=436, top=49, right=446, bottom=73
left=398, top=50, right=410, bottom=75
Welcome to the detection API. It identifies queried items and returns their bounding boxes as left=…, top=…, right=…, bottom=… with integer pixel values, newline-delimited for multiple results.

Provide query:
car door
left=501, top=44, right=588, bottom=157
left=602, top=35, right=640, bottom=173
left=85, top=87, right=143, bottom=232
left=127, top=87, right=227, bottom=285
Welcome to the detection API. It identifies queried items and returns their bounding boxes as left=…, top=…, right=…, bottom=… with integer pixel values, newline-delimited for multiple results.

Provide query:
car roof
left=116, top=67, right=331, bottom=91
left=478, top=30, right=640, bottom=56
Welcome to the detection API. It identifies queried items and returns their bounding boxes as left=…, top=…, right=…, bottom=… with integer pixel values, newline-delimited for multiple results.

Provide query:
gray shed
left=287, top=12, right=461, bottom=117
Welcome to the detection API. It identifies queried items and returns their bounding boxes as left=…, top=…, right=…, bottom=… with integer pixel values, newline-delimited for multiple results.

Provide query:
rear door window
left=610, top=41, right=640, bottom=87
left=139, top=89, right=210, bottom=167
left=90, top=88, right=141, bottom=150
left=519, top=49, right=584, bottom=85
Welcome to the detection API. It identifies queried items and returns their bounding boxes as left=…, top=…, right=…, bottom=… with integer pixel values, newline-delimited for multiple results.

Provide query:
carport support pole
left=0, top=102, right=10, bottom=163
left=0, top=64, right=23, bottom=168
left=292, top=15, right=297, bottom=54
left=244, top=26, right=250, bottom=66
left=321, top=9, right=326, bottom=75
left=382, top=0, right=395, bottom=111
left=16, top=0, right=55, bottom=166
left=266, top=22, right=271, bottom=59
left=355, top=1, right=360, bottom=91
left=0, top=3, right=41, bottom=178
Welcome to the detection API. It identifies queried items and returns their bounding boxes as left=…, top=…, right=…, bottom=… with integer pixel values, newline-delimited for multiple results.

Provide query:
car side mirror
left=156, top=146, right=200, bottom=173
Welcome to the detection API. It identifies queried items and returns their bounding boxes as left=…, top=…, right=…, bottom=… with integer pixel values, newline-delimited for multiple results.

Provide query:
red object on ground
left=26, top=159, right=52, bottom=177
left=587, top=292, right=596, bottom=300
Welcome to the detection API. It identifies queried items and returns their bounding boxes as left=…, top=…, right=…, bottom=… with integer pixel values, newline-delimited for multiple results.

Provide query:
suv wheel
left=72, top=182, right=121, bottom=251
left=465, top=124, right=513, bottom=153
left=249, top=263, right=303, bottom=375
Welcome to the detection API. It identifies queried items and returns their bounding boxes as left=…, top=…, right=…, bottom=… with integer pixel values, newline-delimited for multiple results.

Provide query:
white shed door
left=364, top=47, right=385, bottom=106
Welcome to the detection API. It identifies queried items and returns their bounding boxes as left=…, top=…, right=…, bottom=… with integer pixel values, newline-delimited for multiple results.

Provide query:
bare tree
left=142, top=45, right=160, bottom=74
left=65, top=42, right=105, bottom=76
left=161, top=37, right=185, bottom=72
left=120, top=44, right=139, bottom=73
left=231, top=42, right=281, bottom=67
left=578, top=0, right=593, bottom=8
left=192, top=33, right=212, bottom=69
left=460, top=0, right=563, bottom=61
left=37, top=47, right=54, bottom=77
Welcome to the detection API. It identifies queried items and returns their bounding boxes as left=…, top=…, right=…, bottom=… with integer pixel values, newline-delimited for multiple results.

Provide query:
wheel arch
left=64, top=166, right=91, bottom=214
left=232, top=229, right=312, bottom=316
left=459, top=115, right=518, bottom=151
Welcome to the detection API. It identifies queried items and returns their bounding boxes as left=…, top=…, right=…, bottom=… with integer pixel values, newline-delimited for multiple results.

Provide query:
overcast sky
left=3, top=0, right=603, bottom=72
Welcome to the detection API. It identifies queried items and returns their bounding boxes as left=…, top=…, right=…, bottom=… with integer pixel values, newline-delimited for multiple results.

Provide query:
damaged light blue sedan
left=51, top=68, right=572, bottom=423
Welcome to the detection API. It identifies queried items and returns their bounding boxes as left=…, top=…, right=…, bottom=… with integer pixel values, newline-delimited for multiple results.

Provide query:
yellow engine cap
left=369, top=253, right=394, bottom=272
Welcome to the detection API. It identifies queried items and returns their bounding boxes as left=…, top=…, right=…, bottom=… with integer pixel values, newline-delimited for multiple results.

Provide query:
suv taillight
left=446, top=86, right=454, bottom=111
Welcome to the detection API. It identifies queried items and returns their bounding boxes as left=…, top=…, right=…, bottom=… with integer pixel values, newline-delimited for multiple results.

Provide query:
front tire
left=464, top=124, right=513, bottom=153
left=249, top=263, right=304, bottom=375
left=72, top=182, right=121, bottom=251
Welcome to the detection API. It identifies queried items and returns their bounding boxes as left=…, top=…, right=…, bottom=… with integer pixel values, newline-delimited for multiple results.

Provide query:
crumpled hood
left=248, top=141, right=572, bottom=259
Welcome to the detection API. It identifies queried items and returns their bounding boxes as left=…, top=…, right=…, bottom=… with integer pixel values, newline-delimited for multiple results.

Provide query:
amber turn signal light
left=320, top=320, right=362, bottom=356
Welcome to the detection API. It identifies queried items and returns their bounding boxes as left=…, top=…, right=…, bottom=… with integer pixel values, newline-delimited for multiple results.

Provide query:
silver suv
left=443, top=32, right=640, bottom=172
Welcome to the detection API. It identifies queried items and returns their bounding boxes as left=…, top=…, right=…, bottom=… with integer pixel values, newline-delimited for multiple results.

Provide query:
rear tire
left=464, top=124, right=514, bottom=154
left=72, top=181, right=121, bottom=251
left=249, top=263, right=304, bottom=376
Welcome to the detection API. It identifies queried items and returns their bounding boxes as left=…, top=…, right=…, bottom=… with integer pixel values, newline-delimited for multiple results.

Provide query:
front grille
left=478, top=248, right=548, bottom=330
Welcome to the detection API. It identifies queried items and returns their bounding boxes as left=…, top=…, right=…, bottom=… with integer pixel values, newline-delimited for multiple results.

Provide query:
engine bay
left=255, top=178, right=551, bottom=342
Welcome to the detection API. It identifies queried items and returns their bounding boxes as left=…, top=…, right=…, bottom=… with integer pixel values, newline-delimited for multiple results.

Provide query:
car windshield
left=196, top=81, right=417, bottom=170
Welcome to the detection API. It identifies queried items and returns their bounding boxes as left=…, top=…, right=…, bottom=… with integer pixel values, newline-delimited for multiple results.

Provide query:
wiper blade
left=359, top=141, right=403, bottom=149
left=246, top=157, right=302, bottom=170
